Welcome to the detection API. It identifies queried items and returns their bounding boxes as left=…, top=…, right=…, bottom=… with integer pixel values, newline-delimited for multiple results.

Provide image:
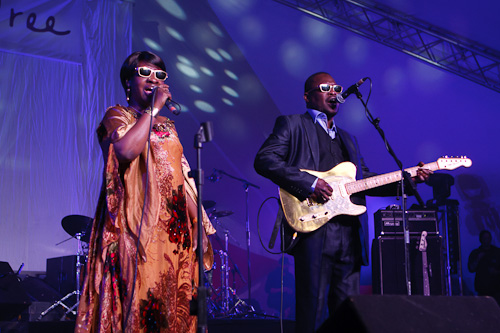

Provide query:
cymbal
left=202, top=200, right=216, bottom=210
left=62, top=215, right=93, bottom=243
left=210, top=210, right=234, bottom=218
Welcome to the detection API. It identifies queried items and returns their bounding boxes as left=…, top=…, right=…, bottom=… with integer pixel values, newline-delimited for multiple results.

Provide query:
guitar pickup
left=299, top=210, right=331, bottom=222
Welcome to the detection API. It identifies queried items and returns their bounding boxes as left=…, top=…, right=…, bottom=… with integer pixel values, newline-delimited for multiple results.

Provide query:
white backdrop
left=0, top=0, right=132, bottom=272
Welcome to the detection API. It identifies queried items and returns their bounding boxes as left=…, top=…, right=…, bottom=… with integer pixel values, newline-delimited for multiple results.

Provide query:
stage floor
left=0, top=318, right=296, bottom=333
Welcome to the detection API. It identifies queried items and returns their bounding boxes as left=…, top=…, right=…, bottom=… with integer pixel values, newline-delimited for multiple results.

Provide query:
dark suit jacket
left=254, top=112, right=396, bottom=265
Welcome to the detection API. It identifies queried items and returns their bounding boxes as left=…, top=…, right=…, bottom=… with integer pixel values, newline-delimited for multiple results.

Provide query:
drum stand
left=38, top=232, right=85, bottom=321
left=210, top=228, right=254, bottom=317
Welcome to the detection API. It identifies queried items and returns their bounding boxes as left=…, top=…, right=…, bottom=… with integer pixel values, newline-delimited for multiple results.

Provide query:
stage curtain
left=0, top=0, right=132, bottom=271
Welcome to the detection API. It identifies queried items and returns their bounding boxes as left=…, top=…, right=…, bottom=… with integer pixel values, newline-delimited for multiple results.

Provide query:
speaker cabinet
left=0, top=261, right=32, bottom=320
left=21, top=276, right=65, bottom=321
left=318, top=295, right=500, bottom=333
left=46, top=255, right=79, bottom=296
left=372, top=236, right=444, bottom=295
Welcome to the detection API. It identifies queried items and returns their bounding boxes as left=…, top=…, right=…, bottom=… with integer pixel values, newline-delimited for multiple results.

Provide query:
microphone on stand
left=336, top=77, right=369, bottom=103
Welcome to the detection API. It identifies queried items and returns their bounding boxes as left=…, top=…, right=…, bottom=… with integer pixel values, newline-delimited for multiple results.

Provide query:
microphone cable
left=256, top=197, right=284, bottom=255
left=256, top=196, right=296, bottom=255
left=123, top=104, right=155, bottom=329
left=255, top=196, right=291, bottom=333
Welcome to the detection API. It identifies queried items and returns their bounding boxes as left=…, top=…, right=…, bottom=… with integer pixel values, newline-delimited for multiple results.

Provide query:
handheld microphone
left=166, top=98, right=181, bottom=116
left=336, top=77, right=369, bottom=103
left=152, top=86, right=181, bottom=115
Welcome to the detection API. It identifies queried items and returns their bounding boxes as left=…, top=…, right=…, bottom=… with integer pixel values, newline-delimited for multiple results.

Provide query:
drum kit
left=38, top=203, right=253, bottom=320
left=38, top=214, right=92, bottom=321
left=203, top=200, right=256, bottom=318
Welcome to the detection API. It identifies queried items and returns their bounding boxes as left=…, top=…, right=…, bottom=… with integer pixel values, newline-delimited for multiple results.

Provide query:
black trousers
left=293, top=217, right=362, bottom=333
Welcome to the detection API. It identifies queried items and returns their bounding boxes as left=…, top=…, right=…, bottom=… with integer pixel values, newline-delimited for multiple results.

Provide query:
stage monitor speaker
left=372, top=235, right=444, bottom=295
left=317, top=295, right=500, bottom=333
left=0, top=261, right=32, bottom=321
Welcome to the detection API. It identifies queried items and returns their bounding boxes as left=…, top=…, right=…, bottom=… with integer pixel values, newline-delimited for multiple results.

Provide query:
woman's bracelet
left=144, top=107, right=160, bottom=116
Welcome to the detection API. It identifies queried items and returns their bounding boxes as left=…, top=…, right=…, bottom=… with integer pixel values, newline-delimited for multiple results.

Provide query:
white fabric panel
left=0, top=0, right=132, bottom=271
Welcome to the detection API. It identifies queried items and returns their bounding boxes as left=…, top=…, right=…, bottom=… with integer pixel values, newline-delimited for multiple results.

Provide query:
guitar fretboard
left=345, top=162, right=439, bottom=195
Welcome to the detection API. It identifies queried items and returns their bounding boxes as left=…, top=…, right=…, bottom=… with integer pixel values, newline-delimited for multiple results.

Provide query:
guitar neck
left=422, top=253, right=430, bottom=296
left=346, top=162, right=440, bottom=195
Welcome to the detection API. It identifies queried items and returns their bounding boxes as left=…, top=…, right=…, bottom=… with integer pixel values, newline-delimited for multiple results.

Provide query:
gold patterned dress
left=75, top=105, right=215, bottom=333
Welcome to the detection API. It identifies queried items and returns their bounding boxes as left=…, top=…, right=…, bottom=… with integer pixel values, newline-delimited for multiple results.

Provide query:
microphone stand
left=211, top=169, right=259, bottom=311
left=190, top=122, right=213, bottom=333
left=351, top=86, right=425, bottom=296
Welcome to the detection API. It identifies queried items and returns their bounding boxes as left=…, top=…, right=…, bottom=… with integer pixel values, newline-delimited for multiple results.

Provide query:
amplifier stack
left=372, top=208, right=444, bottom=296
left=374, top=209, right=438, bottom=235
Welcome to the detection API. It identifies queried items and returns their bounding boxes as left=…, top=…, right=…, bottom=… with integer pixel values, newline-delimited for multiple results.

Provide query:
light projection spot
left=208, top=22, right=224, bottom=37
left=156, top=0, right=186, bottom=20
left=176, top=63, right=200, bottom=78
left=300, top=15, right=338, bottom=48
left=218, top=48, right=233, bottom=61
left=165, top=26, right=185, bottom=41
left=239, top=16, right=264, bottom=44
left=194, top=100, right=216, bottom=113
left=382, top=66, right=406, bottom=96
left=192, top=23, right=220, bottom=47
left=209, top=0, right=253, bottom=16
left=341, top=102, right=367, bottom=128
left=177, top=55, right=193, bottom=66
left=343, top=37, right=368, bottom=66
left=200, top=67, right=214, bottom=76
left=205, top=48, right=224, bottom=62
left=280, top=40, right=307, bottom=78
left=408, top=59, right=445, bottom=93
left=224, top=69, right=238, bottom=80
left=221, top=85, right=239, bottom=98
left=190, top=84, right=203, bottom=93
left=222, top=98, right=234, bottom=106
left=143, top=38, right=163, bottom=52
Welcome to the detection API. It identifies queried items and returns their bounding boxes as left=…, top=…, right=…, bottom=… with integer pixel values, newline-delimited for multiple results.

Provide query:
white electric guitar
left=279, top=156, right=472, bottom=233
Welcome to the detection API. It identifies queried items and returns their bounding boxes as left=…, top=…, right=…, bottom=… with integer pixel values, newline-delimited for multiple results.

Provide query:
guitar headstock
left=418, top=230, right=428, bottom=252
left=436, top=156, right=472, bottom=170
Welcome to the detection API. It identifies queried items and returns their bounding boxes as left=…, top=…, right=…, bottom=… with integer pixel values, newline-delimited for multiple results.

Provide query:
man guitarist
left=254, top=72, right=431, bottom=332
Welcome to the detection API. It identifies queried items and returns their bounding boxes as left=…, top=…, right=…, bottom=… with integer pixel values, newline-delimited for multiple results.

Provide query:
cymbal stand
left=220, top=231, right=230, bottom=313
left=38, top=232, right=85, bottom=321
left=210, top=169, right=259, bottom=307
left=209, top=226, right=253, bottom=318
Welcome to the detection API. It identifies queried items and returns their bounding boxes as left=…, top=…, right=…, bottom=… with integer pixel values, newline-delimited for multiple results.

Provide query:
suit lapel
left=301, top=113, right=320, bottom=170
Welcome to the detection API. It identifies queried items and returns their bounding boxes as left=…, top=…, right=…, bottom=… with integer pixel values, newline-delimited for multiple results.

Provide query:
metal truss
left=273, top=0, right=500, bottom=93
